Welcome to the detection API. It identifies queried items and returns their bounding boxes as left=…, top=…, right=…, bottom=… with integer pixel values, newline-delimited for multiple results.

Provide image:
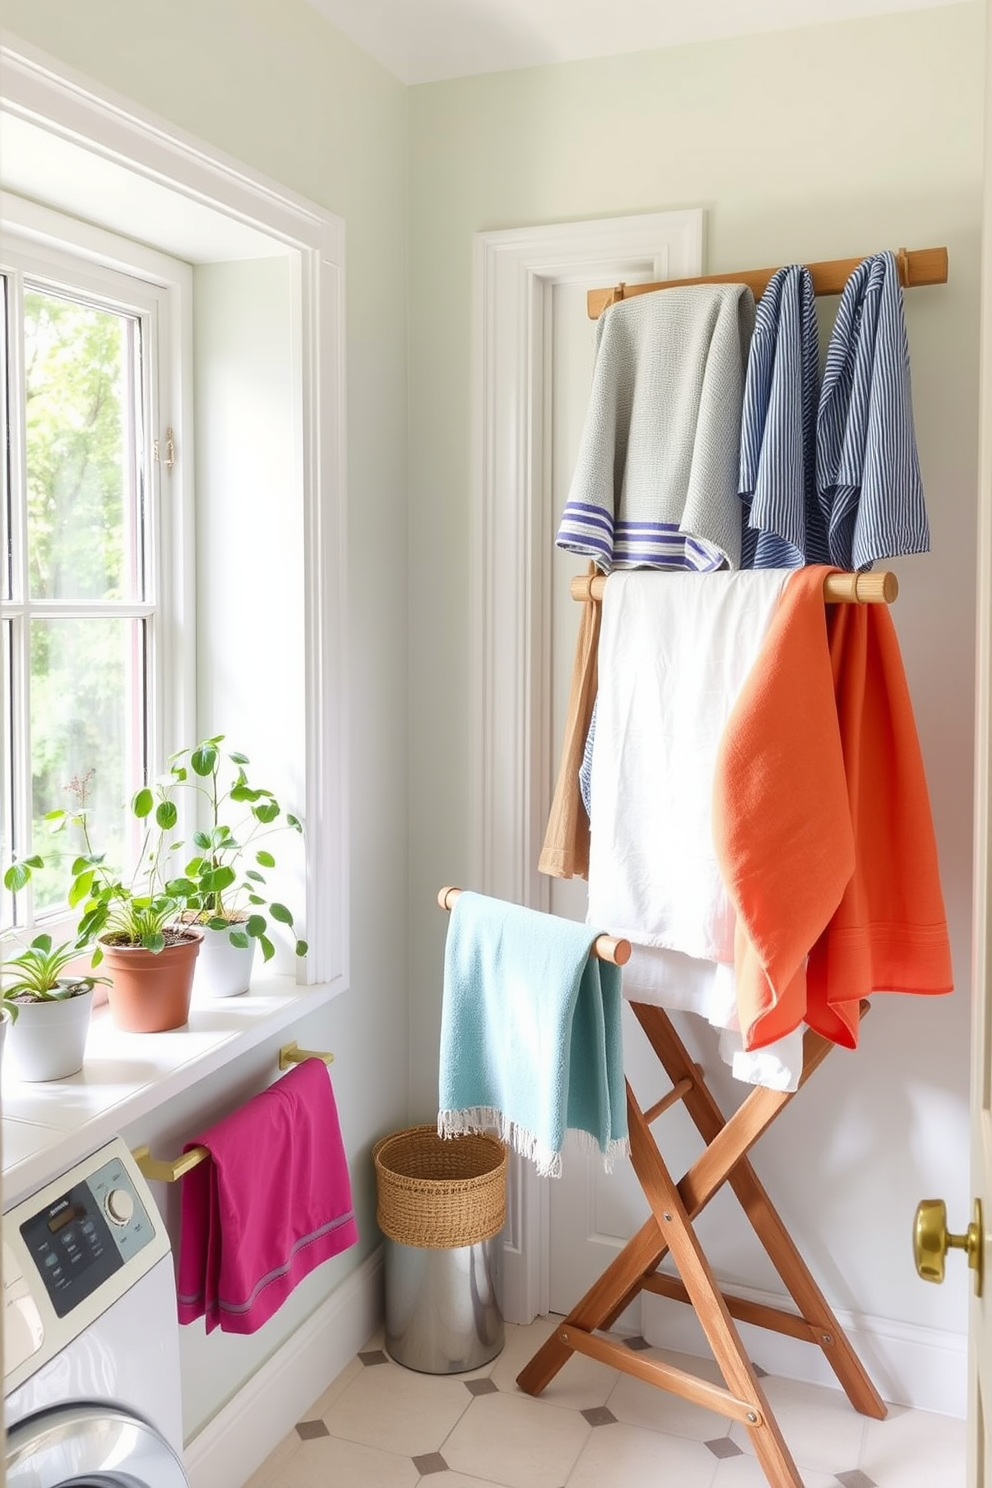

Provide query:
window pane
left=30, top=616, right=146, bottom=914
left=1, top=274, right=10, bottom=602
left=1, top=620, right=11, bottom=932
left=24, top=287, right=142, bottom=603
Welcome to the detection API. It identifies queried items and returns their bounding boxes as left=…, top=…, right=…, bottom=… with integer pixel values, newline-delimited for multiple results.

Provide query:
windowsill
left=0, top=975, right=340, bottom=1209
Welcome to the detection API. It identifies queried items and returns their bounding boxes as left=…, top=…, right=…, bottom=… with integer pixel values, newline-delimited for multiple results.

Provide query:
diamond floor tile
left=241, top=1316, right=966, bottom=1488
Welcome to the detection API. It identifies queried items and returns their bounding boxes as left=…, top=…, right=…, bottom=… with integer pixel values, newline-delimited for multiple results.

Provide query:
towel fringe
left=567, top=1127, right=631, bottom=1174
left=438, top=1107, right=629, bottom=1178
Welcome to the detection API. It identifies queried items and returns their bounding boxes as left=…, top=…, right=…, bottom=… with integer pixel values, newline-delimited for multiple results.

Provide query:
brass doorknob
left=913, top=1198, right=983, bottom=1296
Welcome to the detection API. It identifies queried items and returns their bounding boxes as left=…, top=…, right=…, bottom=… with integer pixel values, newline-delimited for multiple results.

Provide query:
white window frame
left=0, top=35, right=348, bottom=994
left=1, top=205, right=194, bottom=940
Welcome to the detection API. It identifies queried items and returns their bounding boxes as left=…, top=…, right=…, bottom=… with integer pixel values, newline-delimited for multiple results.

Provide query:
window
left=1, top=218, right=189, bottom=935
left=1, top=39, right=348, bottom=989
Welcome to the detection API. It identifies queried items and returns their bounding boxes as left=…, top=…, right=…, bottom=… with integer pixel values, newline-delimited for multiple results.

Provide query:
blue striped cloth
left=739, top=266, right=830, bottom=569
left=816, top=250, right=929, bottom=570
left=559, top=507, right=725, bottom=572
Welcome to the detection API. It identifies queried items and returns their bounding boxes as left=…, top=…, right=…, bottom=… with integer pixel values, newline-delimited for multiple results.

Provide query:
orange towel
left=713, top=566, right=952, bottom=1051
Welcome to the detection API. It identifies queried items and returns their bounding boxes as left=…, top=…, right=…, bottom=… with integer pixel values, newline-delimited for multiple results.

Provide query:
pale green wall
left=1, top=0, right=411, bottom=1438
left=407, top=2, right=985, bottom=1345
left=2, top=0, right=985, bottom=1431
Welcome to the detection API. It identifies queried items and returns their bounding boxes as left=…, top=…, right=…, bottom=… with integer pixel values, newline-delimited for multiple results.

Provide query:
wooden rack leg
left=626, top=1088, right=805, bottom=1487
left=631, top=1002, right=886, bottom=1420
left=519, top=1006, right=885, bottom=1488
left=517, top=1027, right=836, bottom=1399
left=520, top=1083, right=809, bottom=1485
left=517, top=1054, right=807, bottom=1399
left=517, top=1213, right=665, bottom=1397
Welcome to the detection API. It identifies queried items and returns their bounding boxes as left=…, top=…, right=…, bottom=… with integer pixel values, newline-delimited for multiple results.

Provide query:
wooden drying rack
left=587, top=244, right=948, bottom=319
left=448, top=239, right=941, bottom=1488
left=438, top=890, right=884, bottom=1488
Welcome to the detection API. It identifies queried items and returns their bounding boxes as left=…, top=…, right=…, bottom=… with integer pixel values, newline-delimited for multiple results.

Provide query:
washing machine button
left=104, top=1189, right=134, bottom=1227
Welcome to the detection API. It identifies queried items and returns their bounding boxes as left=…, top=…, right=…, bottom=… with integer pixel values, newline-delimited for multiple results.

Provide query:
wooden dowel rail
left=570, top=569, right=898, bottom=607
left=437, top=885, right=631, bottom=966
left=587, top=244, right=947, bottom=319
left=132, top=1042, right=335, bottom=1183
left=643, top=1077, right=695, bottom=1126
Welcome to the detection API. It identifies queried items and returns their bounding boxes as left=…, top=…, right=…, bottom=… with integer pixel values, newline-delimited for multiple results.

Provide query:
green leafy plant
left=164, top=736, right=308, bottom=965
left=0, top=932, right=109, bottom=1022
left=3, top=771, right=192, bottom=967
left=2, top=741, right=308, bottom=974
left=54, top=786, right=191, bottom=964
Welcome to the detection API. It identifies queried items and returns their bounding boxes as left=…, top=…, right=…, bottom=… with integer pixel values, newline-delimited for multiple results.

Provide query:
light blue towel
left=438, top=892, right=628, bottom=1178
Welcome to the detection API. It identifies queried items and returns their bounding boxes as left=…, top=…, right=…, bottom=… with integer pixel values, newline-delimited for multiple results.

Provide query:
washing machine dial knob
left=104, top=1188, right=134, bottom=1226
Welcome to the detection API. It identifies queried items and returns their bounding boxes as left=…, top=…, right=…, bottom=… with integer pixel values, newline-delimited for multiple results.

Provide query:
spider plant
left=1, top=932, right=108, bottom=1021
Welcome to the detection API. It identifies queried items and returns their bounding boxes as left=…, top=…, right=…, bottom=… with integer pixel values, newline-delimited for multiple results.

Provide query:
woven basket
left=373, top=1125, right=507, bottom=1249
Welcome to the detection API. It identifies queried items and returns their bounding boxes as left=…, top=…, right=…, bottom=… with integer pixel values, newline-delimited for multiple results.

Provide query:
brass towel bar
left=437, top=885, right=632, bottom=966
left=132, top=1042, right=334, bottom=1183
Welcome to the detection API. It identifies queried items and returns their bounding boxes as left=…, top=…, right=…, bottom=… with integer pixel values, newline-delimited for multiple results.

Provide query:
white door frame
left=469, top=210, right=704, bottom=1321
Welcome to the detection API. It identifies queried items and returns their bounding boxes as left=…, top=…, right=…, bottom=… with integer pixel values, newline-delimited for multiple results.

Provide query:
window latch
left=153, top=427, right=176, bottom=473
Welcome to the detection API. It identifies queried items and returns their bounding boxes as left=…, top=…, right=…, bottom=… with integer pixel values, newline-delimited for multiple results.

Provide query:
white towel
left=587, top=570, right=802, bottom=1090
left=621, top=945, right=804, bottom=1093
left=588, top=570, right=791, bottom=962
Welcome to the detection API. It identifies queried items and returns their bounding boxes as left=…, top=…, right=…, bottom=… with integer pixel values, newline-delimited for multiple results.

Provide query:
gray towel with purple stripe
left=555, top=284, right=755, bottom=573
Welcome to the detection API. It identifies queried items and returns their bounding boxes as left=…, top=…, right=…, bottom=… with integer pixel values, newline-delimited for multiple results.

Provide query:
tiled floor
left=243, top=1316, right=966, bottom=1488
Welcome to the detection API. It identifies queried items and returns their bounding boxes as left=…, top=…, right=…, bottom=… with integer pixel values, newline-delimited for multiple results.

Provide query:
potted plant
left=0, top=933, right=108, bottom=1081
left=60, top=788, right=205, bottom=1032
left=6, top=776, right=203, bottom=1034
left=163, top=736, right=308, bottom=998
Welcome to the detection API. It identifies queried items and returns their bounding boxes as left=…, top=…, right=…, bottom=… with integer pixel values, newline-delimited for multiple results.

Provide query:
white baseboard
left=641, top=1282, right=966, bottom=1419
left=184, top=1249, right=384, bottom=1488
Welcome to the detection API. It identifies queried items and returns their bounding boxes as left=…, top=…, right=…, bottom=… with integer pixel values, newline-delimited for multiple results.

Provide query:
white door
left=968, top=607, right=991, bottom=1482
left=963, top=14, right=992, bottom=1469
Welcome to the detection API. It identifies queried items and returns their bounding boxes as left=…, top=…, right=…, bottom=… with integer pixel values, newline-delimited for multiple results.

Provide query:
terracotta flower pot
left=99, top=930, right=202, bottom=1033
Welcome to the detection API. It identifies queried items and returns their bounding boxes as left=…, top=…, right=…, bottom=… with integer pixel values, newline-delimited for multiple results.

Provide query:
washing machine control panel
left=17, top=1152, right=154, bottom=1320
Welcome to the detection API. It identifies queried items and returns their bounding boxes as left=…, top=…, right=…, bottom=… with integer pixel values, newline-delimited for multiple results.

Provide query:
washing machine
left=4, top=1134, right=190, bottom=1486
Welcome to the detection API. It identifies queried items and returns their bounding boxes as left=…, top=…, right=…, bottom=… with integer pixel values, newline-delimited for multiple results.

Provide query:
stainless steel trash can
left=383, top=1234, right=503, bottom=1373
left=373, top=1126, right=507, bottom=1374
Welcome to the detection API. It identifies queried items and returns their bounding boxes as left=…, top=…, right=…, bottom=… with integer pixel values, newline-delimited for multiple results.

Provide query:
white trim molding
left=470, top=210, right=704, bottom=1321
left=0, top=35, right=348, bottom=994
left=184, top=1250, right=383, bottom=1488
left=642, top=1284, right=967, bottom=1419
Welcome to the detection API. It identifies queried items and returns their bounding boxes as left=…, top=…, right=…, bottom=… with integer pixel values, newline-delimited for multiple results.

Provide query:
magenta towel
left=176, top=1059, right=358, bottom=1334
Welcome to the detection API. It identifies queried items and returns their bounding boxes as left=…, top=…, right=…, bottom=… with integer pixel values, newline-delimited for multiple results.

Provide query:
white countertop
left=0, top=976, right=339, bottom=1209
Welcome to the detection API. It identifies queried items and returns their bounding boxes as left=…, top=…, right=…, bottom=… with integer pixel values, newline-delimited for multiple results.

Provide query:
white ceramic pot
left=191, top=924, right=255, bottom=1000
left=0, top=1009, right=10, bottom=1088
left=5, top=984, right=94, bottom=1082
